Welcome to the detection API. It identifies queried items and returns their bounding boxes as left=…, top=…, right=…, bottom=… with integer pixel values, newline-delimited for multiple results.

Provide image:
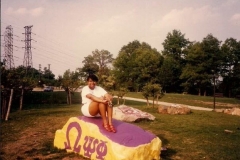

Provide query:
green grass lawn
left=1, top=98, right=240, bottom=160
left=125, top=92, right=240, bottom=109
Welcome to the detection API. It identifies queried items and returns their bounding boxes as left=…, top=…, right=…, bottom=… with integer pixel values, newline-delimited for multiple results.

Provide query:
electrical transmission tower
left=23, top=25, right=33, bottom=68
left=3, top=25, right=14, bottom=69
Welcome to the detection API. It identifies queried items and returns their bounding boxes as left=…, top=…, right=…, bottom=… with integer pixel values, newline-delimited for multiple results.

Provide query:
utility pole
left=39, top=64, right=42, bottom=72
left=39, top=64, right=42, bottom=84
left=22, top=25, right=33, bottom=68
left=48, top=64, right=51, bottom=80
left=4, top=25, right=14, bottom=69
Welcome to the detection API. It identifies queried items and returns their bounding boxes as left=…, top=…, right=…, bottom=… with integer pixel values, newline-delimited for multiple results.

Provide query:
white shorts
left=81, top=102, right=101, bottom=117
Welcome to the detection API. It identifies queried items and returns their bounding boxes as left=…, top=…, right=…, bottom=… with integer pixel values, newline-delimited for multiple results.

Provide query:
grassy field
left=1, top=93, right=240, bottom=160
left=125, top=92, right=240, bottom=109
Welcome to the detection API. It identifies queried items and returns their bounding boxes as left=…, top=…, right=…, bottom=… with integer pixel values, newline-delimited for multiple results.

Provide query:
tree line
left=1, top=29, right=240, bottom=119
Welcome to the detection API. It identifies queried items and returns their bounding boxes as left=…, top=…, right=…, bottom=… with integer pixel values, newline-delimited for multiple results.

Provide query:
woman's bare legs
left=107, top=106, right=116, bottom=132
left=88, top=101, right=114, bottom=132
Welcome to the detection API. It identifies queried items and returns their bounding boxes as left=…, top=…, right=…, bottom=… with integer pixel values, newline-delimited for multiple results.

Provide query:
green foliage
left=221, top=38, right=240, bottom=96
left=161, top=30, right=190, bottom=92
left=41, top=67, right=55, bottom=86
left=181, top=42, right=210, bottom=95
left=158, top=56, right=181, bottom=92
left=81, top=55, right=99, bottom=75
left=61, top=69, right=81, bottom=91
left=11, top=91, right=81, bottom=110
left=113, top=40, right=163, bottom=92
left=59, top=69, right=82, bottom=105
left=180, top=34, right=232, bottom=96
left=101, top=75, right=115, bottom=92
left=112, top=87, right=129, bottom=105
left=81, top=49, right=114, bottom=84
left=162, top=29, right=190, bottom=59
left=1, top=65, right=39, bottom=90
left=1, top=29, right=240, bottom=101
left=142, top=83, right=163, bottom=107
left=201, top=34, right=223, bottom=73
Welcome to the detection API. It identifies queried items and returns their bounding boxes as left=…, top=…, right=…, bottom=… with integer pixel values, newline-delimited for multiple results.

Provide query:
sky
left=1, top=0, right=240, bottom=77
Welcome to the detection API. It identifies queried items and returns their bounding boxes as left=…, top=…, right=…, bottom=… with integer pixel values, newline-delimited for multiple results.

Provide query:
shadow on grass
left=157, top=134, right=177, bottom=160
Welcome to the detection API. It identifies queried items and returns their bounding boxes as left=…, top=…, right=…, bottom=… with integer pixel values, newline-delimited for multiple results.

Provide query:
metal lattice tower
left=23, top=25, right=33, bottom=68
left=4, top=25, right=14, bottom=69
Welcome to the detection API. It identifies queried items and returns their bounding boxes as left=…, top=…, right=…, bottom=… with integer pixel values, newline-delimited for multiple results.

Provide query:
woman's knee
left=99, top=103, right=107, bottom=108
left=88, top=102, right=99, bottom=114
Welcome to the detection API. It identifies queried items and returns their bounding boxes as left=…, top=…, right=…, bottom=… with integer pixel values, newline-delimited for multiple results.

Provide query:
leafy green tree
left=15, top=66, right=39, bottom=110
left=1, top=65, right=40, bottom=120
left=113, top=87, right=129, bottom=105
left=142, top=83, right=163, bottom=108
left=161, top=30, right=190, bottom=93
left=41, top=67, right=55, bottom=86
left=82, top=49, right=113, bottom=85
left=113, top=40, right=162, bottom=91
left=82, top=55, right=99, bottom=75
left=201, top=34, right=223, bottom=73
left=101, top=74, right=115, bottom=91
left=134, top=43, right=163, bottom=87
left=61, top=69, right=81, bottom=105
left=92, top=49, right=114, bottom=81
left=201, top=34, right=223, bottom=95
left=180, top=42, right=209, bottom=95
left=162, top=29, right=190, bottom=60
left=180, top=34, right=223, bottom=96
left=113, top=40, right=141, bottom=91
left=221, top=38, right=240, bottom=96
left=158, top=56, right=181, bottom=92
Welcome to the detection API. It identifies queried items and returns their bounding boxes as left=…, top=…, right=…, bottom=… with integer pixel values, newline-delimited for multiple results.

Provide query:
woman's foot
left=102, top=123, right=112, bottom=132
left=109, top=124, right=116, bottom=133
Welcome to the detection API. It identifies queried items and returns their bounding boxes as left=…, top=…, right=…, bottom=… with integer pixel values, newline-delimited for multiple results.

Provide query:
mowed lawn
left=1, top=92, right=240, bottom=160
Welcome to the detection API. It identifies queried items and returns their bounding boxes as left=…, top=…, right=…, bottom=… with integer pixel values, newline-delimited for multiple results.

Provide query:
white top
left=81, top=85, right=107, bottom=104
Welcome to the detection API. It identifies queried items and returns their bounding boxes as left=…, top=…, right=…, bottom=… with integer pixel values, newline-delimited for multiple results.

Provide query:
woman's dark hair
left=87, top=74, right=98, bottom=82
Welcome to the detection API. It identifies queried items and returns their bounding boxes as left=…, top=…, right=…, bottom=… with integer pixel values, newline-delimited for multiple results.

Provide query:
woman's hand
left=100, top=96, right=108, bottom=104
left=104, top=94, right=113, bottom=102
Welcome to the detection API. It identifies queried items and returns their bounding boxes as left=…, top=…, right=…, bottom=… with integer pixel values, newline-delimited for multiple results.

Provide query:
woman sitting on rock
left=81, top=74, right=116, bottom=133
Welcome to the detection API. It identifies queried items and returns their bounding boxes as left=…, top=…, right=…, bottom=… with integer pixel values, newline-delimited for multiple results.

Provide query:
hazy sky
left=1, top=0, right=240, bottom=76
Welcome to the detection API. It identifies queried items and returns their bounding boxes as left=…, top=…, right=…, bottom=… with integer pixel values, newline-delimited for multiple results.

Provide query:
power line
left=1, top=13, right=84, bottom=75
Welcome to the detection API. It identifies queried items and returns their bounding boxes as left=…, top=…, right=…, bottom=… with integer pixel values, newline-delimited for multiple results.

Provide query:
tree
left=161, top=30, right=190, bottom=93
left=82, top=55, right=99, bottom=75
left=61, top=69, right=81, bottom=105
left=1, top=65, right=40, bottom=120
left=221, top=38, right=240, bottom=97
left=82, top=49, right=114, bottom=85
left=158, top=56, right=181, bottom=92
left=180, top=42, right=209, bottom=95
left=142, top=83, right=163, bottom=108
left=113, top=87, right=129, bottom=105
left=201, top=34, right=223, bottom=96
left=201, top=34, right=223, bottom=73
left=113, top=40, right=162, bottom=91
left=134, top=43, right=163, bottom=88
left=113, top=40, right=141, bottom=91
left=41, top=67, right=55, bottom=86
left=162, top=29, right=190, bottom=60
left=180, top=34, right=223, bottom=96
left=92, top=49, right=114, bottom=82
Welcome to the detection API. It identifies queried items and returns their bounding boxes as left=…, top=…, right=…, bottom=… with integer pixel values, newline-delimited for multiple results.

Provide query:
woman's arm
left=86, top=94, right=107, bottom=103
left=104, top=93, right=113, bottom=102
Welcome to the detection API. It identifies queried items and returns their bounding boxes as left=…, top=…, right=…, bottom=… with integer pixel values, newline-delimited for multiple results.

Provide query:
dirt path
left=123, top=97, right=213, bottom=111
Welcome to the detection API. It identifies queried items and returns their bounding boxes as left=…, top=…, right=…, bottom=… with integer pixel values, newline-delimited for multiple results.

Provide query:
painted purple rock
left=78, top=116, right=156, bottom=147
